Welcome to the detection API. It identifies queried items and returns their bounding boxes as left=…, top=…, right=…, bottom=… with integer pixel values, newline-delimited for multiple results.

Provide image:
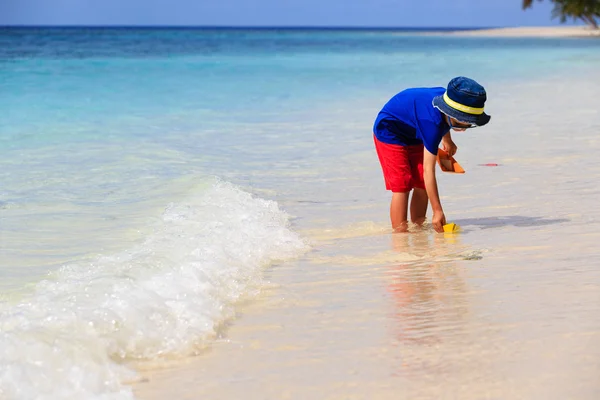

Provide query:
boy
left=373, top=76, right=491, bottom=233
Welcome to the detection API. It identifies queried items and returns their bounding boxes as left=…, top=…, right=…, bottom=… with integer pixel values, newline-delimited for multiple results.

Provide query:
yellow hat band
left=443, top=92, right=485, bottom=115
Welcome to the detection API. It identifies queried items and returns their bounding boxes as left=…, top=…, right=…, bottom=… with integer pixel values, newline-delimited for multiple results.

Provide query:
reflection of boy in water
left=387, top=233, right=469, bottom=346
left=373, top=77, right=491, bottom=233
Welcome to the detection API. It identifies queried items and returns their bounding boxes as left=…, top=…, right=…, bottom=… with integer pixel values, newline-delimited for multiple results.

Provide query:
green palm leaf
left=522, top=0, right=599, bottom=28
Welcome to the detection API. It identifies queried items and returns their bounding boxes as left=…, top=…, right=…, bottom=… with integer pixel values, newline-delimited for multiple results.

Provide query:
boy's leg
left=410, top=188, right=428, bottom=225
left=408, top=144, right=428, bottom=225
left=391, top=192, right=410, bottom=232
left=373, top=135, right=412, bottom=232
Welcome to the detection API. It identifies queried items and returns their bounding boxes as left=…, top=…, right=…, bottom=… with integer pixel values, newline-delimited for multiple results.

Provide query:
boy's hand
left=442, top=139, right=458, bottom=157
left=432, top=212, right=446, bottom=233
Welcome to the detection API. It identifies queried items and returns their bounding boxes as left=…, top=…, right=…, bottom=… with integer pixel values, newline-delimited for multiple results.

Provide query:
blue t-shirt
left=373, top=87, right=449, bottom=155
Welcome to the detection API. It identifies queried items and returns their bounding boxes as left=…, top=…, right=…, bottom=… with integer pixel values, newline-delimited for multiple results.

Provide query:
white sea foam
left=0, top=180, right=307, bottom=400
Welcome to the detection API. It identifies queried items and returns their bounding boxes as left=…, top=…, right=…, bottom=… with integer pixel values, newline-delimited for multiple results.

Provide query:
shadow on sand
left=452, top=215, right=569, bottom=230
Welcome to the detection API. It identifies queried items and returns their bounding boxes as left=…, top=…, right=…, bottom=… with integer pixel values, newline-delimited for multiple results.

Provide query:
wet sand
left=134, top=222, right=600, bottom=399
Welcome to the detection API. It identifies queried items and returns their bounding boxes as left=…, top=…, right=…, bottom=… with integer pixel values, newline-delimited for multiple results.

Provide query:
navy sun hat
left=432, top=77, right=491, bottom=126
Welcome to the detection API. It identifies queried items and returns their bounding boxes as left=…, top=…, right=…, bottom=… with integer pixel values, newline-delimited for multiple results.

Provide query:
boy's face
left=448, top=117, right=474, bottom=131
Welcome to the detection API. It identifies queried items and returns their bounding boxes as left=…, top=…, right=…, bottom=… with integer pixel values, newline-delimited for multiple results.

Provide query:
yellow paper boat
left=437, top=148, right=465, bottom=174
left=443, top=223, right=461, bottom=233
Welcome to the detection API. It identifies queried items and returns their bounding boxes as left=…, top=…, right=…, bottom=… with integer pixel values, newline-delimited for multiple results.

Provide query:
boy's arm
left=423, top=149, right=446, bottom=233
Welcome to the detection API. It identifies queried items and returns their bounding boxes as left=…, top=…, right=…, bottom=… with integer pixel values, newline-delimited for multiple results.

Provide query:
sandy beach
left=452, top=25, right=600, bottom=38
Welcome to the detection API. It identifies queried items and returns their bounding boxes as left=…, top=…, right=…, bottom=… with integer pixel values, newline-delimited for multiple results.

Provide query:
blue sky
left=0, top=0, right=576, bottom=27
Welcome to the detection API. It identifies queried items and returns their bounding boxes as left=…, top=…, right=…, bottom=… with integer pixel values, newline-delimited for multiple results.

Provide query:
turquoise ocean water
left=1, top=28, right=600, bottom=399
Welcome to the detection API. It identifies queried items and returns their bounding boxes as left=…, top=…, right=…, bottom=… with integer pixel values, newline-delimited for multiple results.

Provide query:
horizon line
left=0, top=24, right=517, bottom=30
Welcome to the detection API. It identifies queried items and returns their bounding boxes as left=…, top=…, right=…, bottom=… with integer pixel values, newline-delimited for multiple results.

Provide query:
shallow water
left=134, top=56, right=600, bottom=400
left=135, top=219, right=600, bottom=399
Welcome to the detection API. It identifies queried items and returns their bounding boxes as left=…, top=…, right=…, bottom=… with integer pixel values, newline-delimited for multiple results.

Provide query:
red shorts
left=374, top=134, right=425, bottom=193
